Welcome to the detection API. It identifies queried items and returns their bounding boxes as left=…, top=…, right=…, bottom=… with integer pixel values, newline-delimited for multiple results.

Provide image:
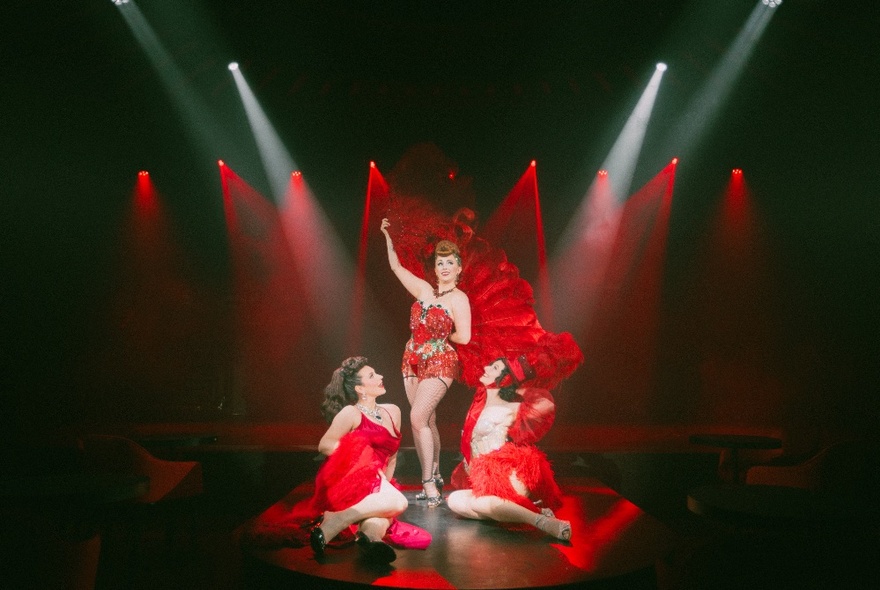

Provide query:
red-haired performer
left=382, top=218, right=471, bottom=507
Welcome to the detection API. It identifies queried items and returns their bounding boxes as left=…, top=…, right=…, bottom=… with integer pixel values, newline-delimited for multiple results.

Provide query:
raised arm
left=381, top=218, right=432, bottom=300
left=317, top=405, right=360, bottom=456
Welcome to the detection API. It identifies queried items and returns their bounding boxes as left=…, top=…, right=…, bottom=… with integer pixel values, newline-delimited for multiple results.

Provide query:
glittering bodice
left=409, top=301, right=453, bottom=340
left=405, top=301, right=455, bottom=359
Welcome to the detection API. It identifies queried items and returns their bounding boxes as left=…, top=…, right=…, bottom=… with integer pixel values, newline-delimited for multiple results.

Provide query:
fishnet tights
left=406, top=377, right=450, bottom=482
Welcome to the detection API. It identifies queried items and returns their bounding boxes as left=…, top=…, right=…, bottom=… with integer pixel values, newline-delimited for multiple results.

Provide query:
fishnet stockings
left=408, top=377, right=450, bottom=482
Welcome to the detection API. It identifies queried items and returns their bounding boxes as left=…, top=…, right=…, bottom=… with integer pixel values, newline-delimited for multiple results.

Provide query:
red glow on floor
left=372, top=570, right=456, bottom=589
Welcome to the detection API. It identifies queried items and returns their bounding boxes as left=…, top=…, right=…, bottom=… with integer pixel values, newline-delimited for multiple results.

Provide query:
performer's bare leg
left=410, top=377, right=451, bottom=502
left=357, top=517, right=392, bottom=543
left=447, top=490, right=572, bottom=541
left=319, top=478, right=408, bottom=541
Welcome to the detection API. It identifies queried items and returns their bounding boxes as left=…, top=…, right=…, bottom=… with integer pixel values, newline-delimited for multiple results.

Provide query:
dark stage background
left=3, top=1, right=877, bottom=447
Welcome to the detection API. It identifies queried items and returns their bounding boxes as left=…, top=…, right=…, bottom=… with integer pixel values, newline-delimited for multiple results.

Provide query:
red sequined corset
left=401, top=301, right=460, bottom=380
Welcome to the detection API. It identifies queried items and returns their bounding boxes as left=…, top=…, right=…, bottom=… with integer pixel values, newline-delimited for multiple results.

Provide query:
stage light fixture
left=113, top=0, right=130, bottom=5
left=291, top=171, right=302, bottom=177
left=228, top=62, right=239, bottom=71
left=656, top=63, right=668, bottom=72
left=370, top=161, right=376, bottom=168
left=761, top=0, right=782, bottom=7
left=218, top=160, right=225, bottom=167
left=531, top=160, right=537, bottom=167
left=733, top=168, right=743, bottom=175
left=598, top=170, right=608, bottom=177
left=138, top=170, right=149, bottom=176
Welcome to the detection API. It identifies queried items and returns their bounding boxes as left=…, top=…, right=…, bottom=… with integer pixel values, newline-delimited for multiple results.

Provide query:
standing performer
left=244, top=356, right=430, bottom=564
left=381, top=218, right=471, bottom=507
left=377, top=197, right=582, bottom=540
left=447, top=336, right=581, bottom=541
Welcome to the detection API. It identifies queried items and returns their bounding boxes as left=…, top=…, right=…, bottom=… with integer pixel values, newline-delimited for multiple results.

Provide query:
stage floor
left=241, top=477, right=676, bottom=589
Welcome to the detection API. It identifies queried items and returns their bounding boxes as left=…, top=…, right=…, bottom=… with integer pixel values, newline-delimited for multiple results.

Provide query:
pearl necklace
left=434, top=286, right=456, bottom=298
left=356, top=403, right=382, bottom=422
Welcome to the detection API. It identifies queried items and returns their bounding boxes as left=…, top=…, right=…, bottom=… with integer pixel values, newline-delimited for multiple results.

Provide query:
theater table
left=689, top=433, right=782, bottom=483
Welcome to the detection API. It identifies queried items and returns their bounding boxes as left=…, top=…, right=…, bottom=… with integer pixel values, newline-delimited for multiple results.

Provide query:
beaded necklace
left=433, top=286, right=456, bottom=298
left=356, top=403, right=382, bottom=422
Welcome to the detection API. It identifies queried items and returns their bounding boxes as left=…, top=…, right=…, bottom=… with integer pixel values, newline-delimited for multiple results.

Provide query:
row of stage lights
left=138, top=159, right=754, bottom=180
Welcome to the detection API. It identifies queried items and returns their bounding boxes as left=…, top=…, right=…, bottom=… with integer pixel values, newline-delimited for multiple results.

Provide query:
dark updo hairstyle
left=321, top=356, right=369, bottom=423
left=494, top=365, right=523, bottom=403
left=494, top=355, right=535, bottom=403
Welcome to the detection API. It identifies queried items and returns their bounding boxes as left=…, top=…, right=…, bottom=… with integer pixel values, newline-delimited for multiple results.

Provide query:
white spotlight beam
left=666, top=2, right=777, bottom=157
left=114, top=1, right=229, bottom=159
left=600, top=64, right=667, bottom=201
left=550, top=65, right=666, bottom=334
left=229, top=67, right=296, bottom=201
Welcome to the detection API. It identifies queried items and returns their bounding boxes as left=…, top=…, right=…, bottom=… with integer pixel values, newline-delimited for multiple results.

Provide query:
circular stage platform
left=241, top=477, right=676, bottom=589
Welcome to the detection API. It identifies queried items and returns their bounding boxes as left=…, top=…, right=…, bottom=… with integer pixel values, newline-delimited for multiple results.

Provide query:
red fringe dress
left=451, top=386, right=563, bottom=514
left=245, top=413, right=431, bottom=550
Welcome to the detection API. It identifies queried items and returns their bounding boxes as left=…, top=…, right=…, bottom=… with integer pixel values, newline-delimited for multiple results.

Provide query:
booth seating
left=79, top=434, right=204, bottom=587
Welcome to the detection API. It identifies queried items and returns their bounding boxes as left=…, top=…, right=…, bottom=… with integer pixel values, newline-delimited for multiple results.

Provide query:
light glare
left=656, top=62, right=668, bottom=72
left=228, top=62, right=239, bottom=71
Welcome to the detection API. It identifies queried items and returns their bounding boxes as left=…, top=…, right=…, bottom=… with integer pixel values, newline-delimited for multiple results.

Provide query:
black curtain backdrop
left=4, top=1, right=877, bottom=444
